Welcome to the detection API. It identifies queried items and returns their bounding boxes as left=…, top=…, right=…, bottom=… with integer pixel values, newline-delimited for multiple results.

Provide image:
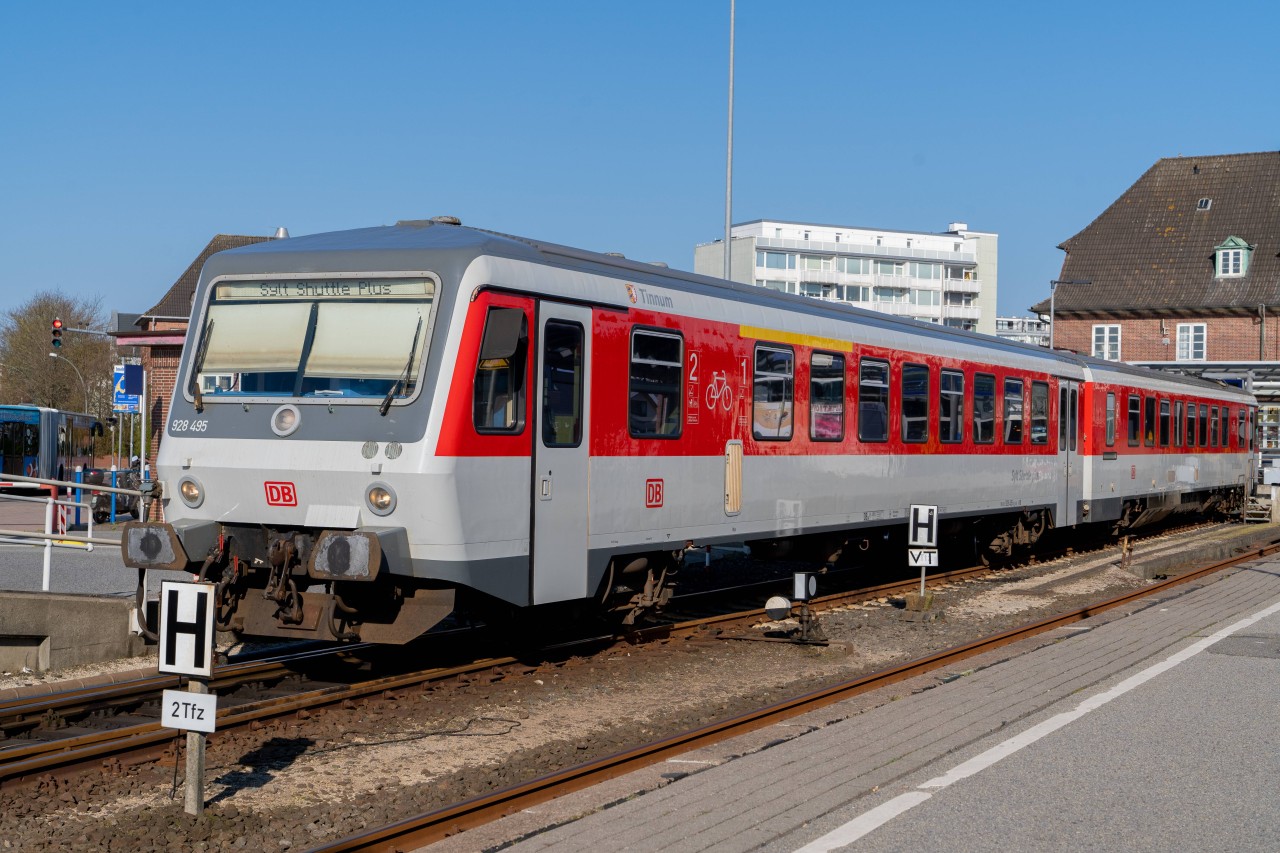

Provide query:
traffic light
left=51, top=318, right=63, bottom=348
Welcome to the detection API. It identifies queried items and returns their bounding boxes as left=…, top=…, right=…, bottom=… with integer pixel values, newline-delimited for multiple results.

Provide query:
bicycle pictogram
left=705, top=370, right=734, bottom=411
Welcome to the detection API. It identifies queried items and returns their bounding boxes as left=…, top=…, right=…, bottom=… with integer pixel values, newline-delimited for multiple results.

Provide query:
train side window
left=939, top=369, right=964, bottom=443
left=1003, top=378, right=1024, bottom=444
left=473, top=307, right=527, bottom=433
left=1070, top=387, right=1078, bottom=451
left=1210, top=406, right=1220, bottom=447
left=973, top=373, right=995, bottom=444
left=629, top=329, right=683, bottom=439
left=901, top=363, right=929, bottom=443
left=1199, top=404, right=1208, bottom=446
left=1059, top=387, right=1068, bottom=446
left=1221, top=408, right=1229, bottom=447
left=809, top=352, right=844, bottom=441
left=1127, top=394, right=1140, bottom=446
left=541, top=321, right=584, bottom=448
left=753, top=345, right=794, bottom=440
left=1159, top=400, right=1170, bottom=447
left=858, top=358, right=889, bottom=442
left=1143, top=396, right=1156, bottom=446
left=1186, top=401, right=1197, bottom=447
left=1174, top=401, right=1184, bottom=447
left=1105, top=392, right=1116, bottom=446
left=1030, top=381, right=1049, bottom=444
left=1239, top=408, right=1247, bottom=446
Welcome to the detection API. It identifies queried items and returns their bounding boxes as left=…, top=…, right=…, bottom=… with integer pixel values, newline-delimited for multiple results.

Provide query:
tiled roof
left=1034, top=151, right=1280, bottom=315
left=143, top=234, right=273, bottom=319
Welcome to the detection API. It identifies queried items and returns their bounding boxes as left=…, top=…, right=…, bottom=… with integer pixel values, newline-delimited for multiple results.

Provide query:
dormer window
left=1196, top=198, right=1211, bottom=211
left=1214, top=236, right=1252, bottom=278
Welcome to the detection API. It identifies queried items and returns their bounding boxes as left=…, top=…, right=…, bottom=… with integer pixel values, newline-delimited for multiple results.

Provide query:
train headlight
left=365, top=482, right=396, bottom=516
left=177, top=476, right=204, bottom=508
left=271, top=404, right=301, bottom=437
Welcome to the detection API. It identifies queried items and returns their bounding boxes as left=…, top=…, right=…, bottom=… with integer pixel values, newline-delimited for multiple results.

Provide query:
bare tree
left=0, top=292, right=115, bottom=416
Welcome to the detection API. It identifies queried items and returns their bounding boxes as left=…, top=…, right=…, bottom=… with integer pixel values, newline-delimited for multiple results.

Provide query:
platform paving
left=428, top=556, right=1280, bottom=852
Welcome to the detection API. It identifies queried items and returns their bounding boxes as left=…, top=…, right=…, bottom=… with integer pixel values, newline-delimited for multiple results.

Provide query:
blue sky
left=2, top=1, right=1277, bottom=321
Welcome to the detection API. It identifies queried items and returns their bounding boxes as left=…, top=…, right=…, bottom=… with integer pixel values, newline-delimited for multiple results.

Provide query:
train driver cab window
left=541, top=322, right=584, bottom=447
left=1159, top=400, right=1170, bottom=446
left=939, top=370, right=964, bottom=443
left=1209, top=406, right=1219, bottom=447
left=809, top=352, right=845, bottom=441
left=1003, top=378, right=1024, bottom=444
left=1105, top=392, right=1116, bottom=446
left=1030, top=381, right=1049, bottom=444
left=753, top=345, right=794, bottom=440
left=973, top=373, right=995, bottom=444
left=1143, top=396, right=1156, bottom=446
left=473, top=307, right=527, bottom=433
left=858, top=359, right=890, bottom=442
left=629, top=329, right=683, bottom=438
left=902, top=364, right=929, bottom=443
left=1199, top=404, right=1209, bottom=446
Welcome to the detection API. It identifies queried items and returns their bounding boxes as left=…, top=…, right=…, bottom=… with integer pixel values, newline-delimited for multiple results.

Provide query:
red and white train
left=123, top=219, right=1256, bottom=643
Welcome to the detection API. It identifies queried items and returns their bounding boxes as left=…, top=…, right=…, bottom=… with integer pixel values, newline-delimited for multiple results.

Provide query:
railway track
left=0, top=518, right=1248, bottom=794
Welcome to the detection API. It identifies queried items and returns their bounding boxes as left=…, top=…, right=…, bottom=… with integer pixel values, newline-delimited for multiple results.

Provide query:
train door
left=1060, top=380, right=1082, bottom=525
left=531, top=303, right=592, bottom=604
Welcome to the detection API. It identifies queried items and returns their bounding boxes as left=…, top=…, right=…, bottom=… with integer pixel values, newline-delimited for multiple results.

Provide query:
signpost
left=158, top=581, right=217, bottom=817
left=908, top=504, right=939, bottom=601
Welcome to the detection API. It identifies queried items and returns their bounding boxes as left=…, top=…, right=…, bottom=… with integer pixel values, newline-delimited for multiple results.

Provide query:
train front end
left=122, top=224, right=480, bottom=643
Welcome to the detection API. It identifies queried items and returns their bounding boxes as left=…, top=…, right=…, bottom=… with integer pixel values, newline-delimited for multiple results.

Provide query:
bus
left=0, top=405, right=102, bottom=487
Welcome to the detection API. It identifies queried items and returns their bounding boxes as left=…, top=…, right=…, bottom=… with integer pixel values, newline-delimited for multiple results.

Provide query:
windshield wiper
left=190, top=319, right=215, bottom=413
left=379, top=317, right=423, bottom=416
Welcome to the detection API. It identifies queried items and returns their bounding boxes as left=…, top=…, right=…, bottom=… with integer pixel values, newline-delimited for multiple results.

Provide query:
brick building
left=1034, top=151, right=1280, bottom=449
left=114, top=234, right=274, bottom=478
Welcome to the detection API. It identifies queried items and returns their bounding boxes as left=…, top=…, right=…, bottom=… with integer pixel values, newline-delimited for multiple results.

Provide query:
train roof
left=208, top=220, right=1249, bottom=400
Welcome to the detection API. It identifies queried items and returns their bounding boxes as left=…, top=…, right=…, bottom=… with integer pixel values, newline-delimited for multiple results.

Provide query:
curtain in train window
left=541, top=322, right=584, bottom=447
left=629, top=329, right=683, bottom=438
left=1159, top=400, right=1171, bottom=446
left=1105, top=393, right=1116, bottom=446
left=939, top=370, right=964, bottom=443
left=858, top=359, right=889, bottom=442
left=809, top=352, right=844, bottom=441
left=1003, top=378, right=1024, bottom=444
left=1030, top=381, right=1049, bottom=444
left=973, top=373, right=995, bottom=444
left=753, top=346, right=794, bottom=440
left=901, top=364, right=929, bottom=443
left=473, top=307, right=527, bottom=433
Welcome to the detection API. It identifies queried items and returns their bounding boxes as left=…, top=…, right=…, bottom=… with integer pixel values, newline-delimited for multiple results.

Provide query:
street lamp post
left=49, top=352, right=89, bottom=413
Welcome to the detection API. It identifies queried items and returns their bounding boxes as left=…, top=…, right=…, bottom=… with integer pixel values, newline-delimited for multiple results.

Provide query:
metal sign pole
left=184, top=679, right=209, bottom=817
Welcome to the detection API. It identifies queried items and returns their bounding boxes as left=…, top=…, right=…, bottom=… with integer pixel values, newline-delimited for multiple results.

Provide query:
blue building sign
left=113, top=365, right=140, bottom=413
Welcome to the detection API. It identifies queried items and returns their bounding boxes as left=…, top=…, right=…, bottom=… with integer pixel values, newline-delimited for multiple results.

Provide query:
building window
left=1176, top=323, right=1206, bottom=361
left=874, top=260, right=903, bottom=276
left=1092, top=325, right=1121, bottom=361
left=911, top=289, right=940, bottom=307
left=909, top=262, right=941, bottom=279
left=1197, top=198, right=1212, bottom=211
left=801, top=254, right=832, bottom=271
left=756, top=251, right=795, bottom=270
left=1214, top=237, right=1251, bottom=278
left=840, top=257, right=870, bottom=275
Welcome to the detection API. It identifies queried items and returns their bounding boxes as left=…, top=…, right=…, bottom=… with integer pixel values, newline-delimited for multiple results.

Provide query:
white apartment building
left=694, top=219, right=997, bottom=336
left=995, top=316, right=1050, bottom=348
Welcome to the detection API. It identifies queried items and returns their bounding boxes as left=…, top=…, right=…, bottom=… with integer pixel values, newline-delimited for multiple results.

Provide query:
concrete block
left=0, top=591, right=148, bottom=671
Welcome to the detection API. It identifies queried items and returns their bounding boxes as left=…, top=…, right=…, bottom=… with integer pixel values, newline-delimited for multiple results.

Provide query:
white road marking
left=793, top=597, right=1280, bottom=852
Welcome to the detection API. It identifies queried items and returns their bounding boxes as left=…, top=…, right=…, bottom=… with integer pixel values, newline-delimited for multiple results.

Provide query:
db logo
left=645, top=478, right=664, bottom=508
left=265, top=481, right=297, bottom=506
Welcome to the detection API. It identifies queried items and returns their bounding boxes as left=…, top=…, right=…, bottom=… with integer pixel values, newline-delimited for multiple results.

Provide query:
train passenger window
left=1105, top=393, right=1116, bottom=446
left=473, top=307, right=527, bottom=433
left=973, top=373, right=995, bottom=444
left=809, top=352, right=844, bottom=441
left=1186, top=402, right=1197, bottom=447
left=1159, top=400, right=1170, bottom=447
left=1208, top=406, right=1219, bottom=446
left=541, top=322, right=584, bottom=448
left=1239, top=408, right=1247, bottom=446
left=1030, top=382, right=1049, bottom=444
left=753, top=345, right=794, bottom=440
left=901, top=364, right=929, bottom=443
left=1003, top=379, right=1024, bottom=444
left=858, top=359, right=890, bottom=442
left=1199, top=404, right=1208, bottom=446
left=1143, top=396, right=1156, bottom=446
left=939, top=370, right=964, bottom=443
left=1070, top=388, right=1079, bottom=452
left=1059, top=387, right=1068, bottom=446
left=629, top=329, right=683, bottom=439
left=1221, top=408, right=1229, bottom=447
left=1128, top=395, right=1141, bottom=446
left=1174, top=401, right=1184, bottom=446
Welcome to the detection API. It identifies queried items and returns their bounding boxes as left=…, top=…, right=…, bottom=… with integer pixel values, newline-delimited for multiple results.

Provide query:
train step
left=1242, top=499, right=1272, bottom=523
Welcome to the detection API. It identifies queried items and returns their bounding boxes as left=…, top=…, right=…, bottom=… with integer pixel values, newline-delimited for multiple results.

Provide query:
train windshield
left=192, top=277, right=436, bottom=402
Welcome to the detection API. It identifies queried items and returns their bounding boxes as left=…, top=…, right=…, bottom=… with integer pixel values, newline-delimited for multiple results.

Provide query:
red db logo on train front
left=265, top=481, right=297, bottom=506
left=645, top=478, right=664, bottom=508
